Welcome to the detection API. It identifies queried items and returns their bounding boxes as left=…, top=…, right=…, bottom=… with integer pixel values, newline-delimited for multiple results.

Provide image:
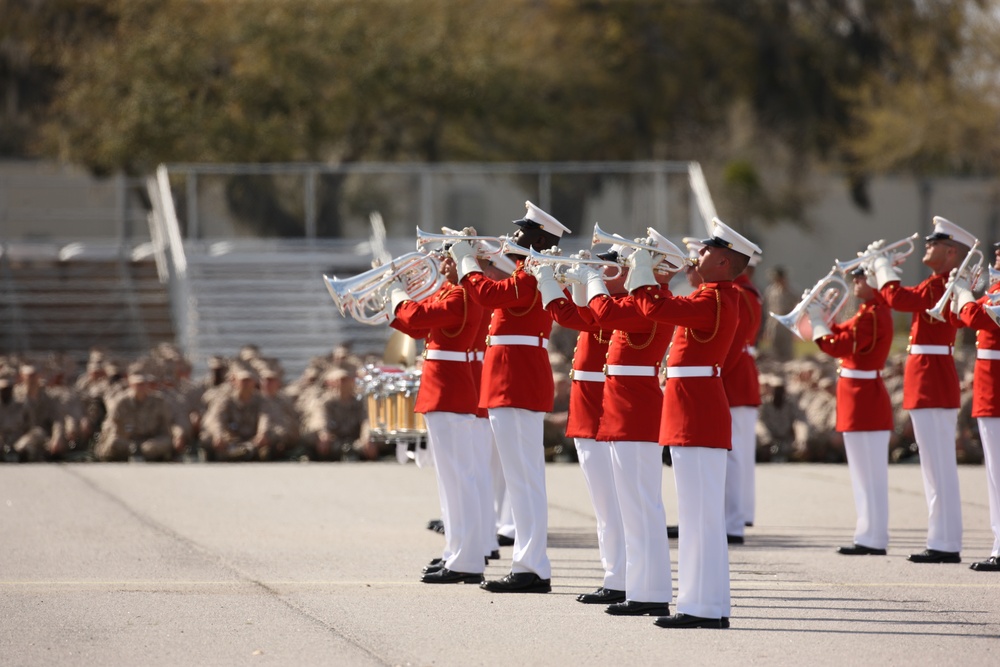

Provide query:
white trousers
left=488, top=408, right=551, bottom=579
left=671, top=446, right=730, bottom=619
left=977, top=417, right=1000, bottom=556
left=490, top=424, right=516, bottom=542
left=909, top=408, right=962, bottom=552
left=425, top=412, right=485, bottom=574
left=725, top=406, right=758, bottom=535
left=575, top=438, right=626, bottom=591
left=472, top=417, right=501, bottom=555
left=610, top=440, right=673, bottom=603
left=843, top=431, right=890, bottom=550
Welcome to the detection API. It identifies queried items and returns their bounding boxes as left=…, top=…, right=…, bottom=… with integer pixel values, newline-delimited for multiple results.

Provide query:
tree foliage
left=1, top=0, right=998, bottom=222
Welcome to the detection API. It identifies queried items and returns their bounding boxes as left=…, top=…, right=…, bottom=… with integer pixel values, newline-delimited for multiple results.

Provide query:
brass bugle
left=591, top=222, right=693, bottom=270
left=524, top=247, right=623, bottom=283
left=926, top=241, right=984, bottom=322
left=835, top=233, right=920, bottom=274
left=323, top=251, right=445, bottom=325
left=415, top=228, right=505, bottom=254
left=769, top=266, right=849, bottom=341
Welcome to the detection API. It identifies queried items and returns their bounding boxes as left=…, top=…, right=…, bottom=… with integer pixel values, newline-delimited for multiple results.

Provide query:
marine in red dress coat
left=724, top=273, right=762, bottom=409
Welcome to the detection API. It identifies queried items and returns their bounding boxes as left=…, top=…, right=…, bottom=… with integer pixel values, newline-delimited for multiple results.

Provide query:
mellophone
left=770, top=233, right=999, bottom=339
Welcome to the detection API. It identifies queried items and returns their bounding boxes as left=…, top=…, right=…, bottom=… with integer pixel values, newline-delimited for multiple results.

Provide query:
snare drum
left=360, top=365, right=405, bottom=440
left=391, top=372, right=425, bottom=434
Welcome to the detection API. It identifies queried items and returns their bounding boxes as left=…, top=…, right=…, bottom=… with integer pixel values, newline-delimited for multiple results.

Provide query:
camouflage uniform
left=95, top=388, right=177, bottom=462
left=301, top=388, right=367, bottom=461
left=13, top=379, right=65, bottom=462
left=201, top=390, right=272, bottom=462
left=0, top=381, right=30, bottom=462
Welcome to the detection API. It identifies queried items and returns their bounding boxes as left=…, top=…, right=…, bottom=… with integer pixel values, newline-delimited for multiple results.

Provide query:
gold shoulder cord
left=508, top=271, right=539, bottom=316
left=854, top=308, right=877, bottom=355
left=686, top=287, right=721, bottom=343
left=621, top=323, right=658, bottom=350
left=440, top=287, right=468, bottom=338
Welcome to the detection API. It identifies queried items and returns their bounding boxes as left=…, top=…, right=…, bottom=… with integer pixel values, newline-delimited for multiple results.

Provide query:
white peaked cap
left=702, top=217, right=763, bottom=259
left=928, top=216, right=976, bottom=249
left=647, top=228, right=686, bottom=267
left=682, top=236, right=705, bottom=261
left=516, top=201, right=571, bottom=238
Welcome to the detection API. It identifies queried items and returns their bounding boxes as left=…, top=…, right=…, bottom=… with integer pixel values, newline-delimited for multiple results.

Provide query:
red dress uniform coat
left=815, top=300, right=894, bottom=432
left=633, top=282, right=740, bottom=449
left=462, top=262, right=554, bottom=412
left=470, top=309, right=492, bottom=419
left=876, top=274, right=960, bottom=409
left=722, top=275, right=762, bottom=408
left=957, top=282, right=1000, bottom=418
left=390, top=283, right=485, bottom=415
left=546, top=293, right=610, bottom=439
left=589, top=294, right=673, bottom=443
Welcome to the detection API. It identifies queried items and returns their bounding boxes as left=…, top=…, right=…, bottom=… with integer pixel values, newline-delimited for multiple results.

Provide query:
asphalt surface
left=2, top=461, right=999, bottom=666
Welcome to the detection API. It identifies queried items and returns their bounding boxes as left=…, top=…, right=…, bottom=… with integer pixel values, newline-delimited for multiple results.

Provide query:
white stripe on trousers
left=425, top=412, right=485, bottom=574
left=671, top=446, right=730, bottom=619
left=610, top=440, right=673, bottom=602
left=725, top=406, right=758, bottom=535
left=488, top=407, right=551, bottom=579
left=909, top=408, right=963, bottom=552
left=575, top=438, right=626, bottom=591
left=843, top=430, right=891, bottom=550
left=976, top=417, right=1000, bottom=556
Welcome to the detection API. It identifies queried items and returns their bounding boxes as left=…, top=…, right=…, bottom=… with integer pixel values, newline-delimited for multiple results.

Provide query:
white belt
left=839, top=368, right=879, bottom=379
left=977, top=349, right=1000, bottom=360
left=472, top=351, right=485, bottom=362
left=745, top=345, right=757, bottom=356
left=570, top=370, right=605, bottom=383
left=666, top=365, right=721, bottom=379
left=488, top=335, right=549, bottom=349
left=425, top=349, right=472, bottom=362
left=908, top=344, right=953, bottom=356
left=605, top=364, right=658, bottom=377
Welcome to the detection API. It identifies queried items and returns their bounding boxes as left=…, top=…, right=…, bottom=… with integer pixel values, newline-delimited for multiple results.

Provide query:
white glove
left=869, top=253, right=900, bottom=290
left=534, top=265, right=565, bottom=308
left=805, top=301, right=832, bottom=340
left=584, top=269, right=609, bottom=303
left=449, top=239, right=481, bottom=281
left=563, top=263, right=598, bottom=285
left=949, top=268, right=975, bottom=315
left=625, top=249, right=657, bottom=292
left=387, top=279, right=409, bottom=322
left=571, top=281, right=589, bottom=307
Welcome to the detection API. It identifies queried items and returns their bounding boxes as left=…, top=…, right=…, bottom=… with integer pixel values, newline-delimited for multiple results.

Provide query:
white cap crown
left=929, top=216, right=976, bottom=248
left=702, top=217, right=763, bottom=259
left=517, top=201, right=571, bottom=238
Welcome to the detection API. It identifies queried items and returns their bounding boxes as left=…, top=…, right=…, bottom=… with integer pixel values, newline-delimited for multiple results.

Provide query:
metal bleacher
left=0, top=240, right=174, bottom=361
left=179, top=238, right=405, bottom=377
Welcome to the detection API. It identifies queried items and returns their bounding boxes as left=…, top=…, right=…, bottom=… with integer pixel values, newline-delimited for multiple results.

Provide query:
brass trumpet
left=769, top=267, right=849, bottom=341
left=591, top=222, right=692, bottom=270
left=415, top=228, right=506, bottom=254
left=524, top=248, right=623, bottom=283
left=323, top=251, right=445, bottom=325
left=835, top=233, right=920, bottom=274
left=926, top=241, right=984, bottom=321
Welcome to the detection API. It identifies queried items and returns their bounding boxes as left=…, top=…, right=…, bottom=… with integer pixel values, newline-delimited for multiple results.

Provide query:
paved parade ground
left=2, top=461, right=999, bottom=666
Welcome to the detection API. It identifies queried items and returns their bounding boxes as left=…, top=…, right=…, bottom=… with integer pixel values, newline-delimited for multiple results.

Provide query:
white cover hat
left=514, top=201, right=571, bottom=238
left=701, top=217, right=763, bottom=259
left=927, top=216, right=976, bottom=249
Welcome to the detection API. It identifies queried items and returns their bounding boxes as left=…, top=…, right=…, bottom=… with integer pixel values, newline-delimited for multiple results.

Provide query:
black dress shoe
left=727, top=534, right=744, bottom=545
left=487, top=550, right=500, bottom=561
left=496, top=534, right=515, bottom=547
left=606, top=600, right=671, bottom=616
left=421, top=568, right=484, bottom=584
left=427, top=518, right=443, bottom=532
left=480, top=572, right=551, bottom=593
left=666, top=525, right=679, bottom=539
left=970, top=556, right=1000, bottom=571
left=907, top=549, right=961, bottom=564
left=837, top=544, right=887, bottom=556
left=576, top=587, right=626, bottom=604
left=422, top=558, right=444, bottom=574
left=744, top=521, right=754, bottom=527
left=653, top=613, right=726, bottom=629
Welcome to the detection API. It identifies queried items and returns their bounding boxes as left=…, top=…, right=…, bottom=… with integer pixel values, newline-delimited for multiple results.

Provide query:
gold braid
left=508, top=271, right=539, bottom=316
left=686, top=286, right=721, bottom=343
left=593, top=330, right=611, bottom=344
left=440, top=287, right=468, bottom=338
left=620, top=324, right=658, bottom=350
